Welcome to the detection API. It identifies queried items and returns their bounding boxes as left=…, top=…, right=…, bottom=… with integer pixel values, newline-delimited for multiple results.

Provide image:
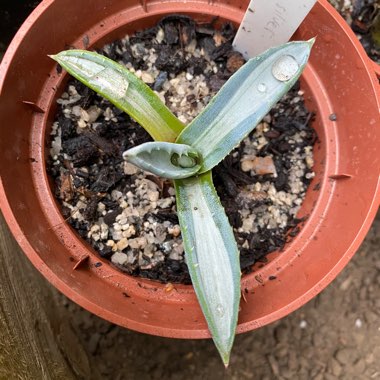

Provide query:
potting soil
left=48, top=16, right=316, bottom=284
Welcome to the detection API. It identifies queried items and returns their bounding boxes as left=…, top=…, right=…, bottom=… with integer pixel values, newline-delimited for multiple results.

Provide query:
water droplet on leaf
left=177, top=155, right=196, bottom=168
left=272, top=55, right=299, bottom=82
left=216, top=304, right=225, bottom=317
left=257, top=83, right=267, bottom=93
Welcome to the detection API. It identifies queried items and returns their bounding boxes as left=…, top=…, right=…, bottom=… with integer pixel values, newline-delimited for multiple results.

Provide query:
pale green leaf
left=176, top=40, right=314, bottom=172
left=123, top=142, right=202, bottom=179
left=50, top=50, right=184, bottom=142
left=174, top=172, right=241, bottom=366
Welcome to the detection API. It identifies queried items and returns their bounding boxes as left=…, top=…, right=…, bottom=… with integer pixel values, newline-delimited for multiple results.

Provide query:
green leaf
left=176, top=40, right=314, bottom=172
left=50, top=50, right=184, bottom=142
left=123, top=142, right=202, bottom=179
left=174, top=172, right=241, bottom=366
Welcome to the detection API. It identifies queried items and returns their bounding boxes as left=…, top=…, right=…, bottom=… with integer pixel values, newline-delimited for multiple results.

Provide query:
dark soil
left=48, top=16, right=316, bottom=284
left=332, top=0, right=380, bottom=63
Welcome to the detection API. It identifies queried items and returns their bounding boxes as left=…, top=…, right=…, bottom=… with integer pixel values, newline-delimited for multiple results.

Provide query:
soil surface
left=1, top=1, right=379, bottom=379
left=329, top=0, right=379, bottom=63
left=48, top=18, right=315, bottom=283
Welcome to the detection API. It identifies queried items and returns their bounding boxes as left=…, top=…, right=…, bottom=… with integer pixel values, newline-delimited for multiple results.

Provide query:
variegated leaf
left=50, top=50, right=184, bottom=142
left=176, top=40, right=314, bottom=172
left=174, top=172, right=241, bottom=366
left=123, top=142, right=201, bottom=179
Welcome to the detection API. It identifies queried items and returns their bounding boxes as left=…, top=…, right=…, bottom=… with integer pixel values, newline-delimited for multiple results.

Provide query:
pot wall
left=0, top=0, right=379, bottom=338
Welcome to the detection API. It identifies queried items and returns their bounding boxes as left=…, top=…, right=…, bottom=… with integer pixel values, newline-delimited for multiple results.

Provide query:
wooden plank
left=0, top=211, right=99, bottom=379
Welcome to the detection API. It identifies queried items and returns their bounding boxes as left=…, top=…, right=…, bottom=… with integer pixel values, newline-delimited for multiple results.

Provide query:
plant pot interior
left=46, top=15, right=319, bottom=284
left=0, top=0, right=378, bottom=337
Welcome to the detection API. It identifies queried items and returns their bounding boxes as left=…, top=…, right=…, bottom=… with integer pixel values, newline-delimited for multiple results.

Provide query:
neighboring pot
left=0, top=0, right=379, bottom=338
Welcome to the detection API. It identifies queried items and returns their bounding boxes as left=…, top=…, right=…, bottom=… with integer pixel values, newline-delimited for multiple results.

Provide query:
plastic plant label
left=233, top=0, right=316, bottom=59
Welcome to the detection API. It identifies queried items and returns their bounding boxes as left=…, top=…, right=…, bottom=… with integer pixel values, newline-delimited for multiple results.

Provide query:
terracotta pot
left=0, top=0, right=379, bottom=338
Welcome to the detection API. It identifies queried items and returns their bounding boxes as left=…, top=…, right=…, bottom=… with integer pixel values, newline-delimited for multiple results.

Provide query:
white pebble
left=113, top=223, right=122, bottom=231
left=106, top=240, right=115, bottom=247
left=147, top=191, right=159, bottom=202
left=68, top=85, right=78, bottom=95
left=77, top=119, right=87, bottom=129
left=141, top=72, right=155, bottom=84
left=157, top=198, right=173, bottom=208
left=72, top=105, right=82, bottom=117
left=156, top=28, right=164, bottom=44
left=299, top=320, right=307, bottom=329
left=111, top=190, right=123, bottom=201
left=50, top=135, right=62, bottom=156
left=116, top=238, right=129, bottom=251
left=123, top=225, right=136, bottom=238
left=112, top=230, right=123, bottom=241
left=241, top=158, right=255, bottom=172
left=80, top=108, right=90, bottom=122
left=97, top=202, right=106, bottom=212
left=129, top=237, right=147, bottom=249
left=168, top=225, right=181, bottom=237
left=111, top=252, right=129, bottom=265
left=305, top=156, right=314, bottom=169
left=99, top=223, right=108, bottom=239
left=87, top=105, right=102, bottom=123
left=178, top=115, right=188, bottom=124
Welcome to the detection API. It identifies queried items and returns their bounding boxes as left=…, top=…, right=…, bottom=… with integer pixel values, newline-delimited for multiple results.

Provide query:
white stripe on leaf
left=175, top=172, right=241, bottom=366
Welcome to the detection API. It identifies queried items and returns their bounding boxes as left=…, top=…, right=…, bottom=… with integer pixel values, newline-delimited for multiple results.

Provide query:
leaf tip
left=307, top=37, right=316, bottom=47
left=214, top=329, right=235, bottom=369
left=221, top=350, right=231, bottom=368
left=122, top=151, right=130, bottom=160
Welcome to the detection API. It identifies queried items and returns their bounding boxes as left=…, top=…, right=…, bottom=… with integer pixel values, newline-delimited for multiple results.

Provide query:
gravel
left=48, top=18, right=315, bottom=282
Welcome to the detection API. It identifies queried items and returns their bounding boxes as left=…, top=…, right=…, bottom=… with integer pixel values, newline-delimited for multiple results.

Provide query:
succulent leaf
left=176, top=40, right=314, bottom=172
left=50, top=50, right=184, bottom=142
left=123, top=142, right=202, bottom=179
left=174, top=172, right=241, bottom=366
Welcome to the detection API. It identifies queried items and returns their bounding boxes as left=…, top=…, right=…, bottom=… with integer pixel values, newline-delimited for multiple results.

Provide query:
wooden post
left=0, top=212, right=99, bottom=379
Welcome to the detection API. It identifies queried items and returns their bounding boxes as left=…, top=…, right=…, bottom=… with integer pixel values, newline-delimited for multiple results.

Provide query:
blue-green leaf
left=123, top=142, right=202, bottom=179
left=176, top=40, right=314, bottom=172
left=174, top=172, right=241, bottom=366
left=50, top=50, right=184, bottom=142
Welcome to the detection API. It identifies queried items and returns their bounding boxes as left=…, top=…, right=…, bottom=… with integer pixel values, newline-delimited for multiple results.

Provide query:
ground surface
left=1, top=1, right=379, bottom=379
left=58, top=215, right=380, bottom=379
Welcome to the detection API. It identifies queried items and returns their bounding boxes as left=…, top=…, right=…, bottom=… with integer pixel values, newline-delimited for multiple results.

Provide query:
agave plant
left=50, top=38, right=313, bottom=365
